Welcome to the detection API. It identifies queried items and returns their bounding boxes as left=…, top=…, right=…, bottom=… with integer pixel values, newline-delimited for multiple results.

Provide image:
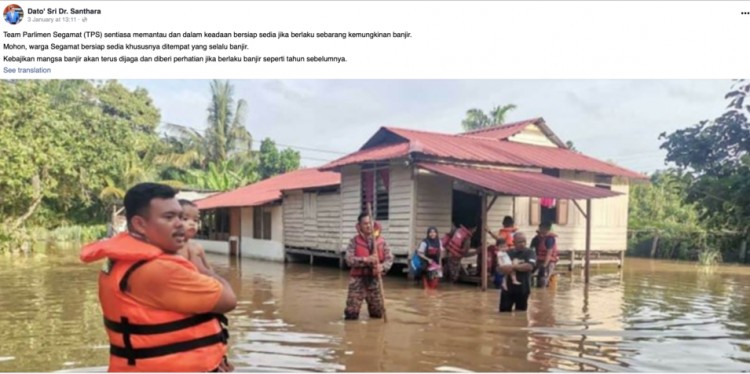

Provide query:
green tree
left=460, top=104, right=517, bottom=131
left=629, top=170, right=703, bottom=233
left=96, top=80, right=161, bottom=154
left=628, top=169, right=710, bottom=260
left=184, top=159, right=259, bottom=191
left=659, top=80, right=750, bottom=233
left=97, top=141, right=185, bottom=205
left=258, top=138, right=301, bottom=180
left=0, top=80, right=160, bottom=230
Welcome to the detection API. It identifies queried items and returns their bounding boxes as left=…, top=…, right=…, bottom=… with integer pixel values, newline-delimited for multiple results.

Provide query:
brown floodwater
left=2, top=249, right=750, bottom=372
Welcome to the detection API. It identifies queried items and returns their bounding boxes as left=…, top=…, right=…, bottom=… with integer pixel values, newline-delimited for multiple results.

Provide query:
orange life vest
left=350, top=234, right=385, bottom=277
left=498, top=227, right=517, bottom=247
left=443, top=226, right=472, bottom=258
left=535, top=232, right=559, bottom=262
left=80, top=233, right=228, bottom=372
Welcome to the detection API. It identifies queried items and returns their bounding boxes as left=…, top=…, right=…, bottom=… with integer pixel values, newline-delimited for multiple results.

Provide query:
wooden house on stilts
left=318, top=118, right=646, bottom=288
left=194, top=118, right=646, bottom=289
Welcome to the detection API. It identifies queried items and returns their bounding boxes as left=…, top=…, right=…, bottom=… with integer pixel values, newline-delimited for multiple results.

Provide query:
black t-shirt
left=506, top=248, right=537, bottom=294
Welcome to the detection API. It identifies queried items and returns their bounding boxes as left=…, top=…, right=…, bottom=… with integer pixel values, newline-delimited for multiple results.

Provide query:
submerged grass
left=1, top=225, right=107, bottom=254
left=697, top=248, right=722, bottom=267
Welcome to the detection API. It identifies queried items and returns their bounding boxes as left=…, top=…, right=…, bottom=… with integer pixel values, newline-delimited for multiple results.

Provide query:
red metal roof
left=322, top=126, right=646, bottom=179
left=195, top=168, right=341, bottom=210
left=324, top=142, right=411, bottom=169
left=459, top=118, right=540, bottom=139
left=418, top=163, right=620, bottom=199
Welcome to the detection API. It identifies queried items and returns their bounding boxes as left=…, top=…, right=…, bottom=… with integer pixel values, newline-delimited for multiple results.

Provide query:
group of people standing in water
left=81, top=182, right=562, bottom=372
left=405, top=216, right=560, bottom=311
left=343, top=210, right=560, bottom=319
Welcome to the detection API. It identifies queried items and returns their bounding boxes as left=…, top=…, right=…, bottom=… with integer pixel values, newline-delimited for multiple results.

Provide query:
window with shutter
left=198, top=208, right=230, bottom=240
left=303, top=193, right=317, bottom=219
left=196, top=210, right=213, bottom=240
left=595, top=175, right=613, bottom=190
left=533, top=197, right=569, bottom=226
left=361, top=164, right=390, bottom=220
left=262, top=211, right=272, bottom=240
left=253, top=207, right=262, bottom=239
left=253, top=206, right=274, bottom=240
left=556, top=199, right=569, bottom=225
left=529, top=197, right=541, bottom=225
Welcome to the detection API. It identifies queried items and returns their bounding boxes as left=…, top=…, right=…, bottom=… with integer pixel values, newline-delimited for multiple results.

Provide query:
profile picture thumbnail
left=4, top=4, right=23, bottom=25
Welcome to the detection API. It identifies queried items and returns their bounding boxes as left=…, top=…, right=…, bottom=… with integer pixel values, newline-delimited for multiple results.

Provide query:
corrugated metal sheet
left=418, top=163, right=620, bottom=199
left=322, top=126, right=646, bottom=179
left=491, top=140, right=646, bottom=179
left=323, top=142, right=410, bottom=169
left=459, top=118, right=539, bottom=139
left=195, top=168, right=341, bottom=210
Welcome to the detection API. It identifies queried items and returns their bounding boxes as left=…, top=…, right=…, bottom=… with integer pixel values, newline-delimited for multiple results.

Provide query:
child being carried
left=177, top=199, right=213, bottom=272
left=496, top=238, right=521, bottom=291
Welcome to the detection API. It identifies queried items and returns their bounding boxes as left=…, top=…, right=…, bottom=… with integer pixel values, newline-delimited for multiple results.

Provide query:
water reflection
left=1, top=253, right=750, bottom=372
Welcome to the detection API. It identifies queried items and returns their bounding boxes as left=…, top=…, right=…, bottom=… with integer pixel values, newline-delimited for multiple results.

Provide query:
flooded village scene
left=2, top=79, right=750, bottom=372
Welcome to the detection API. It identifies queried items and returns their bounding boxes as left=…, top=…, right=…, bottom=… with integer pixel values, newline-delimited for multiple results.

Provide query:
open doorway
left=451, top=189, right=482, bottom=248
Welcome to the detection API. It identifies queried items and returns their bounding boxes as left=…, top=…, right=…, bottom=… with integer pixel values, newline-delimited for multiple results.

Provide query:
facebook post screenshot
left=1, top=1, right=749, bottom=373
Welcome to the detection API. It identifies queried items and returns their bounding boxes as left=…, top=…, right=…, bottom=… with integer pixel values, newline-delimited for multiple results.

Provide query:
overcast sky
left=121, top=80, right=732, bottom=174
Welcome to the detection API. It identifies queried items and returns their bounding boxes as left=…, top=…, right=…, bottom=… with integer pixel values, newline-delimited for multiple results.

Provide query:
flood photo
left=1, top=79, right=749, bottom=372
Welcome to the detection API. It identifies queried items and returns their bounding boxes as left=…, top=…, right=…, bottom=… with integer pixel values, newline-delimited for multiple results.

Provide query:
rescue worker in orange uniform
left=344, top=212, right=394, bottom=320
left=80, top=183, right=238, bottom=372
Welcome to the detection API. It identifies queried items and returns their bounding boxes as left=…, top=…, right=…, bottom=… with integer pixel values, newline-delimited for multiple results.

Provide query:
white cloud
left=122, top=79, right=733, bottom=172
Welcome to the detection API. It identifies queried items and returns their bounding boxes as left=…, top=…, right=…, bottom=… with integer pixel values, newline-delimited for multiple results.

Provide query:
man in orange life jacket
left=530, top=221, right=559, bottom=288
left=344, top=212, right=394, bottom=320
left=80, top=183, right=238, bottom=372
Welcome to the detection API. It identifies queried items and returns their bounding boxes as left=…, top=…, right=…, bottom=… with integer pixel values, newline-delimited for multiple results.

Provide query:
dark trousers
left=499, top=289, right=530, bottom=312
left=344, top=277, right=384, bottom=320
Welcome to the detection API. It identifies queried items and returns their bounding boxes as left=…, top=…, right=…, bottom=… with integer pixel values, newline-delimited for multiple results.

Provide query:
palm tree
left=489, top=104, right=517, bottom=125
left=565, top=140, right=578, bottom=152
left=206, top=80, right=252, bottom=162
left=460, top=104, right=517, bottom=131
left=164, top=80, right=253, bottom=168
left=159, top=125, right=208, bottom=169
left=461, top=109, right=491, bottom=131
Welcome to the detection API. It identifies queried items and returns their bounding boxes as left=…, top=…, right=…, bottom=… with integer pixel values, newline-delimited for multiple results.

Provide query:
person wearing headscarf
left=410, top=227, right=444, bottom=288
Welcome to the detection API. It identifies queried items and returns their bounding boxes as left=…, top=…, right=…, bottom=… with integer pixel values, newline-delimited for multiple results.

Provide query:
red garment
left=540, top=197, right=556, bottom=209
left=350, top=234, right=386, bottom=277
left=535, top=232, right=559, bottom=262
left=444, top=226, right=472, bottom=258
